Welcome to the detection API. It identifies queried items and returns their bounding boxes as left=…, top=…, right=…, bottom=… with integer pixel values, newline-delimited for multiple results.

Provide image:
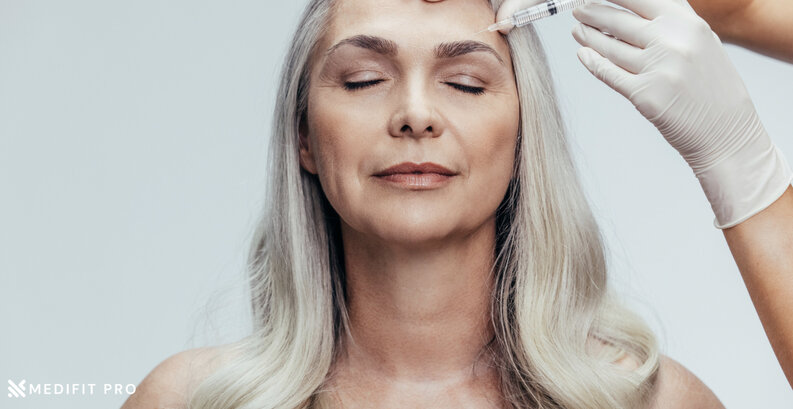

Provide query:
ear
left=297, top=113, right=318, bottom=175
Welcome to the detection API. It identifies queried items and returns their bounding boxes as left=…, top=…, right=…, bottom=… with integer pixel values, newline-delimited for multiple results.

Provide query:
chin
left=367, top=215, right=464, bottom=246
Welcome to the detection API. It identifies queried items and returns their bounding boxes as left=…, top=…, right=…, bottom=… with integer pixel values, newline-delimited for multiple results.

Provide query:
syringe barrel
left=512, top=0, right=587, bottom=27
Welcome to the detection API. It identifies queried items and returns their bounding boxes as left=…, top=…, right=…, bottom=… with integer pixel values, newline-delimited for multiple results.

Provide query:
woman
left=121, top=0, right=725, bottom=408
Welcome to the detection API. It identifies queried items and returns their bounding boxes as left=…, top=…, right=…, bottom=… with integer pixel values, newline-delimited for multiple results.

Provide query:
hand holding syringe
left=488, top=0, right=595, bottom=33
left=496, top=0, right=791, bottom=230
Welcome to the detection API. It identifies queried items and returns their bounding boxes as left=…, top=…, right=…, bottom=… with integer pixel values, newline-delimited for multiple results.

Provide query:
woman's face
left=300, top=0, right=520, bottom=247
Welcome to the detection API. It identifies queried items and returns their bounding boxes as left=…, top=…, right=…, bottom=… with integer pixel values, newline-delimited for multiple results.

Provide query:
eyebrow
left=325, top=34, right=505, bottom=65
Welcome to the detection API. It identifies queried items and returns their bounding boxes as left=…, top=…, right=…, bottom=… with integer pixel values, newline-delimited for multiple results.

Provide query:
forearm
left=689, top=0, right=793, bottom=63
left=722, top=184, right=793, bottom=387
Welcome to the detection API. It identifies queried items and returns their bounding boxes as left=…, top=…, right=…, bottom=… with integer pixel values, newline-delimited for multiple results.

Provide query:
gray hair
left=188, top=0, right=660, bottom=408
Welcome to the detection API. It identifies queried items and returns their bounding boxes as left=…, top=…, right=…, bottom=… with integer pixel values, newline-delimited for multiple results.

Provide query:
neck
left=336, top=217, right=498, bottom=382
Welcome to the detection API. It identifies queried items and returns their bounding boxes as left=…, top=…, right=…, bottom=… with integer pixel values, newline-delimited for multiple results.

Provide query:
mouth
left=373, top=162, right=458, bottom=190
left=373, top=162, right=458, bottom=177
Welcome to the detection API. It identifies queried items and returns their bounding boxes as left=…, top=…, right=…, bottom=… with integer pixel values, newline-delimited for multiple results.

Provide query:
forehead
left=321, top=0, right=508, bottom=60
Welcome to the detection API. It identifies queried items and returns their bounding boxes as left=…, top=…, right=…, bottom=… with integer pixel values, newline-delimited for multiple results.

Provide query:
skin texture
left=721, top=185, right=793, bottom=388
left=647, top=356, right=726, bottom=409
left=119, top=347, right=227, bottom=409
left=686, top=0, right=793, bottom=63
left=119, top=347, right=724, bottom=409
left=299, top=0, right=519, bottom=406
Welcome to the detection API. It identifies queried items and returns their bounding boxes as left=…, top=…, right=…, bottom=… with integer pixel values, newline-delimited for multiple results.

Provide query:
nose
left=388, top=78, right=444, bottom=139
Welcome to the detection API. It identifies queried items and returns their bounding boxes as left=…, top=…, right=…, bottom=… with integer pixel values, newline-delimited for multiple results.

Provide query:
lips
left=373, top=162, right=457, bottom=177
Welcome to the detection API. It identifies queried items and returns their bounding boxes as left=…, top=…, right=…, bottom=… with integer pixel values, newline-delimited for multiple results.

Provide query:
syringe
left=488, top=0, right=588, bottom=32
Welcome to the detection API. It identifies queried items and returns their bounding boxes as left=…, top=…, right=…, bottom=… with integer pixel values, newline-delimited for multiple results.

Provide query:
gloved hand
left=496, top=0, right=793, bottom=229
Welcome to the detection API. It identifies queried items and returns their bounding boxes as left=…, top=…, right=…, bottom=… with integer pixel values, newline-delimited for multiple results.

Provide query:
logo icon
left=7, top=379, right=26, bottom=398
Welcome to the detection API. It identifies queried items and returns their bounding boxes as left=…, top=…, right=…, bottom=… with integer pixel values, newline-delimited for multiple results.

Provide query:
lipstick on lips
left=373, top=162, right=458, bottom=190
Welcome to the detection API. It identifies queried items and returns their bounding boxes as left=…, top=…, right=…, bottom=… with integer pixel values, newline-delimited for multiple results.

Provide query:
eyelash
left=343, top=80, right=485, bottom=95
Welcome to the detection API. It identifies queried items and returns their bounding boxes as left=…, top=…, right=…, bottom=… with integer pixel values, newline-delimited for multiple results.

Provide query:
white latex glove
left=496, top=0, right=793, bottom=229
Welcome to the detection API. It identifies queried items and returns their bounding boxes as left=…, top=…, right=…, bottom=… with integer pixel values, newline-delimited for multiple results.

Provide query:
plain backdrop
left=2, top=1, right=792, bottom=408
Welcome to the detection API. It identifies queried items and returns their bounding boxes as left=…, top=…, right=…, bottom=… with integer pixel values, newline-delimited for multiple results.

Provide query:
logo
left=7, top=379, right=26, bottom=398
left=5, top=379, right=135, bottom=399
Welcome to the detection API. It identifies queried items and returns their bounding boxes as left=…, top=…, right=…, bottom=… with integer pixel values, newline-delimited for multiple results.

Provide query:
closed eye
left=343, top=80, right=485, bottom=95
left=444, top=82, right=485, bottom=95
left=343, top=79, right=385, bottom=91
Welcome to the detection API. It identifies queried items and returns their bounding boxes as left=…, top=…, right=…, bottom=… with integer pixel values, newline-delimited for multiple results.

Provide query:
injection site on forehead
left=325, top=0, right=505, bottom=55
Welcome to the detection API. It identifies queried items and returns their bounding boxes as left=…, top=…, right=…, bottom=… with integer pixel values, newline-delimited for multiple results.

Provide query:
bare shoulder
left=120, top=345, right=233, bottom=409
left=646, top=355, right=725, bottom=409
left=588, top=339, right=724, bottom=409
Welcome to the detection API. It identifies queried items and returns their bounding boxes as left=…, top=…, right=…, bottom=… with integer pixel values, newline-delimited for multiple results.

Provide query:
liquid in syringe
left=488, top=0, right=589, bottom=32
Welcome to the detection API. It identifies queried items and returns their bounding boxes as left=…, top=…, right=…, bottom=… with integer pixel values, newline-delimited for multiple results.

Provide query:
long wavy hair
left=187, top=0, right=660, bottom=408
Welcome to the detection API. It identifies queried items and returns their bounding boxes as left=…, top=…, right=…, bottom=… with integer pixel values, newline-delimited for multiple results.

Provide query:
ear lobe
left=298, top=114, right=318, bottom=175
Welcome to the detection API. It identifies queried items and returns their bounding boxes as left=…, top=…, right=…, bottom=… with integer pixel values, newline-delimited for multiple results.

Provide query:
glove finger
left=496, top=0, right=547, bottom=20
left=603, top=0, right=666, bottom=20
left=572, top=23, right=645, bottom=74
left=494, top=0, right=547, bottom=34
left=572, top=3, right=653, bottom=49
left=576, top=46, right=639, bottom=100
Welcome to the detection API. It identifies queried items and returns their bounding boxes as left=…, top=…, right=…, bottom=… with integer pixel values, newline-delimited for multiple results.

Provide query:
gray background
left=1, top=0, right=791, bottom=408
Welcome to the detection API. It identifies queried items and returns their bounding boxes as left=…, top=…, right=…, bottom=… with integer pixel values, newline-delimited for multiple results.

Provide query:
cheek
left=449, top=94, right=520, bottom=219
left=308, top=95, right=350, bottom=165
left=306, top=90, right=386, bottom=202
left=453, top=95, right=520, bottom=177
